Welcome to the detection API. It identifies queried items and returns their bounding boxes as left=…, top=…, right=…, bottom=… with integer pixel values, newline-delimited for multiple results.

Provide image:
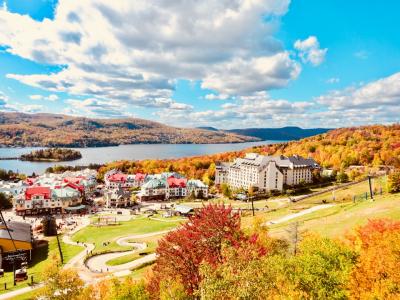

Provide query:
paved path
left=0, top=284, right=44, bottom=300
left=265, top=204, right=335, bottom=225
left=86, top=230, right=171, bottom=274
left=148, top=216, right=187, bottom=222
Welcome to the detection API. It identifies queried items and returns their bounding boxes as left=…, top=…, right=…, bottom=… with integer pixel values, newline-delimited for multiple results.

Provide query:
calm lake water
left=0, top=140, right=283, bottom=175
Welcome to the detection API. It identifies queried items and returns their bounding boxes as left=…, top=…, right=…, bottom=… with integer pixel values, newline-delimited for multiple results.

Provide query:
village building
left=166, top=177, right=187, bottom=199
left=187, top=179, right=209, bottom=198
left=0, top=181, right=28, bottom=197
left=215, top=162, right=230, bottom=185
left=15, top=169, right=96, bottom=215
left=216, top=153, right=320, bottom=192
left=104, top=170, right=146, bottom=189
left=138, top=178, right=168, bottom=201
left=14, top=185, right=85, bottom=215
left=104, top=186, right=131, bottom=208
left=137, top=173, right=208, bottom=201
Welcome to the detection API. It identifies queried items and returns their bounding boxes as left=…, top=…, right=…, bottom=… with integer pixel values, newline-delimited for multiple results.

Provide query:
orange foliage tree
left=348, top=219, right=400, bottom=300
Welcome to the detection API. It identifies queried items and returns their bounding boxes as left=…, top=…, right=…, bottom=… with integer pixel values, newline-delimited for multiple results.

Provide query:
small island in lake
left=20, top=148, right=82, bottom=162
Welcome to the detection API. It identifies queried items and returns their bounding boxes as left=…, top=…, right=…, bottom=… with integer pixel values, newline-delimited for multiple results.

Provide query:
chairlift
left=0, top=210, right=30, bottom=283
left=15, top=268, right=28, bottom=282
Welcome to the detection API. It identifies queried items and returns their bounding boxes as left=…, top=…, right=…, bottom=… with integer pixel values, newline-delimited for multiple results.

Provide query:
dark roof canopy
left=0, top=221, right=32, bottom=243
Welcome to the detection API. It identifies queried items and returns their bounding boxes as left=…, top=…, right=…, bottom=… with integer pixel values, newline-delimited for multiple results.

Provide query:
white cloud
left=205, top=93, right=230, bottom=101
left=354, top=50, right=369, bottom=60
left=0, top=0, right=297, bottom=111
left=317, top=72, right=400, bottom=109
left=326, top=77, right=340, bottom=84
left=201, top=52, right=301, bottom=95
left=154, top=91, right=313, bottom=128
left=154, top=71, right=400, bottom=129
left=29, top=95, right=43, bottom=100
left=29, top=94, right=59, bottom=101
left=65, top=98, right=133, bottom=118
left=0, top=91, right=9, bottom=105
left=0, top=91, right=17, bottom=112
left=1, top=1, right=7, bottom=11
left=20, top=104, right=44, bottom=113
left=47, top=94, right=59, bottom=101
left=294, top=36, right=327, bottom=66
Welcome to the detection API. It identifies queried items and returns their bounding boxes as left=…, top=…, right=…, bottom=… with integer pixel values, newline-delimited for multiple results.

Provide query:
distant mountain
left=226, top=126, right=331, bottom=140
left=0, top=112, right=259, bottom=147
left=196, top=126, right=220, bottom=132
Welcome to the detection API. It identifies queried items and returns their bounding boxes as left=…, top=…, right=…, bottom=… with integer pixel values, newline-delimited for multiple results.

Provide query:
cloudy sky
left=0, top=0, right=399, bottom=129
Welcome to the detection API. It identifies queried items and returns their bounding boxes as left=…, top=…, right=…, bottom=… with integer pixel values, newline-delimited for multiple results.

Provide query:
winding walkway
left=86, top=230, right=171, bottom=274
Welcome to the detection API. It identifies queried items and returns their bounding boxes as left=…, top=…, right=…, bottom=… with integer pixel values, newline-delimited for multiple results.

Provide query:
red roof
left=135, top=173, right=146, bottom=181
left=25, top=177, right=37, bottom=186
left=65, top=182, right=84, bottom=193
left=167, top=176, right=187, bottom=188
left=108, top=173, right=127, bottom=182
left=63, top=177, right=82, bottom=184
left=25, top=186, right=51, bottom=200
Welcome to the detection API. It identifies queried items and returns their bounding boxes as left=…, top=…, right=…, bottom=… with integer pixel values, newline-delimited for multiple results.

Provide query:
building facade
left=14, top=186, right=83, bottom=215
left=137, top=174, right=208, bottom=201
left=104, top=186, right=131, bottom=208
left=216, top=153, right=319, bottom=192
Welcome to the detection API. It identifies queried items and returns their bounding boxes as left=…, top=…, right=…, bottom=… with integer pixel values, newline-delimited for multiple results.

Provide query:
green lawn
left=106, top=235, right=162, bottom=266
left=72, top=217, right=182, bottom=254
left=130, top=264, right=153, bottom=280
left=0, top=236, right=82, bottom=295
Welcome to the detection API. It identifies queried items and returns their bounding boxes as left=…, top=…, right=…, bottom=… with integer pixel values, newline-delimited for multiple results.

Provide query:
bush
left=388, top=170, right=400, bottom=193
left=0, top=192, right=13, bottom=209
left=336, top=171, right=349, bottom=183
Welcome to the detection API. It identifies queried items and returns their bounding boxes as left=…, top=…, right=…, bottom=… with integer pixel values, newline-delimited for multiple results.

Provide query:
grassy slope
left=268, top=193, right=400, bottom=239
left=72, top=217, right=182, bottom=253
left=239, top=179, right=385, bottom=227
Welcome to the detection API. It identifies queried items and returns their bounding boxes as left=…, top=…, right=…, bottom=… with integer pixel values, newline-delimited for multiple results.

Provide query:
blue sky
left=0, top=0, right=399, bottom=129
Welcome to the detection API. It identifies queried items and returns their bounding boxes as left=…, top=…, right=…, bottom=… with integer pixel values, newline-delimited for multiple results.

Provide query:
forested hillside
left=0, top=112, right=258, bottom=147
left=227, top=126, right=330, bottom=140
left=257, top=124, right=400, bottom=169
left=97, top=124, right=400, bottom=182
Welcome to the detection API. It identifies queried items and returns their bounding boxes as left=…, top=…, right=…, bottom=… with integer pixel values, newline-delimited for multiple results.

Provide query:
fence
left=352, top=188, right=384, bottom=203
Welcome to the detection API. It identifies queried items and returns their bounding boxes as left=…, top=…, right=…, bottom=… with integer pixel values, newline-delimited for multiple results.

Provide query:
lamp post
left=251, top=196, right=255, bottom=216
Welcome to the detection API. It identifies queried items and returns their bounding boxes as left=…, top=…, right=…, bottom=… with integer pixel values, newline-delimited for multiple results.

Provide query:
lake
left=0, top=140, right=283, bottom=175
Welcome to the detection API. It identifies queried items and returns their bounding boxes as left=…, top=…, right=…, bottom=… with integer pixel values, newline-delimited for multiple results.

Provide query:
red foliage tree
left=147, top=204, right=244, bottom=296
